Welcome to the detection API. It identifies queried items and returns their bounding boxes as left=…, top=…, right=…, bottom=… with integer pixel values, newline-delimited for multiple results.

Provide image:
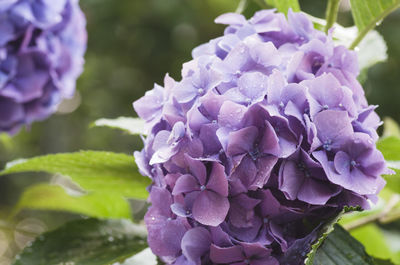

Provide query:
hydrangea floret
left=134, top=9, right=390, bottom=265
left=0, top=0, right=87, bottom=134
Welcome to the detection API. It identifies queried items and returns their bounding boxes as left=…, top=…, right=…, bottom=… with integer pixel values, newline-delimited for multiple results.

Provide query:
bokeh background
left=0, top=0, right=399, bottom=264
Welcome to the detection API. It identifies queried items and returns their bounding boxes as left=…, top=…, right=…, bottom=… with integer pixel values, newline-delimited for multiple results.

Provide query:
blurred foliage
left=0, top=0, right=400, bottom=264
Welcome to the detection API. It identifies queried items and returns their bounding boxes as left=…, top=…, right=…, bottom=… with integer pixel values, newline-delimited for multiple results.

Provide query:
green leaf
left=311, top=224, right=376, bottom=265
left=1, top=151, right=151, bottom=200
left=349, top=0, right=400, bottom=49
left=92, top=117, right=146, bottom=135
left=12, top=218, right=148, bottom=265
left=12, top=184, right=132, bottom=219
left=264, top=0, right=300, bottom=14
left=377, top=136, right=400, bottom=161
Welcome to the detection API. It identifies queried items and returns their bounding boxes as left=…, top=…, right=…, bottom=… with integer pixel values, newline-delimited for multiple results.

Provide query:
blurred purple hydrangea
left=134, top=9, right=390, bottom=265
left=0, top=0, right=86, bottom=134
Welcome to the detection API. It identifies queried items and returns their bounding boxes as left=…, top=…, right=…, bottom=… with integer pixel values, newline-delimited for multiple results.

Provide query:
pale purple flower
left=0, top=0, right=86, bottom=134
left=134, top=9, right=389, bottom=265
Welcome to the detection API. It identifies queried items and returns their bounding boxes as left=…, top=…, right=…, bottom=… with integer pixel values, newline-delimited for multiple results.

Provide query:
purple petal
left=181, top=227, right=211, bottom=263
left=215, top=13, right=246, bottom=25
left=259, top=122, right=280, bottom=156
left=210, top=244, right=244, bottom=264
left=207, top=162, right=228, bottom=196
left=226, top=126, right=258, bottom=156
left=192, top=191, right=229, bottom=226
left=313, top=110, right=353, bottom=151
left=297, top=178, right=340, bottom=205
left=172, top=174, right=199, bottom=195
left=184, top=155, right=207, bottom=185
left=218, top=100, right=247, bottom=129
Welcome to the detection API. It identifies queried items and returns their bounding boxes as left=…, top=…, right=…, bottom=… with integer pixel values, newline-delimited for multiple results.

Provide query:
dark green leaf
left=373, top=258, right=396, bottom=265
left=305, top=206, right=361, bottom=264
left=13, top=218, right=148, bottom=265
left=12, top=184, right=132, bottom=219
left=349, top=0, right=400, bottom=48
left=264, top=0, right=300, bottom=14
left=1, top=151, right=151, bottom=200
left=311, top=224, right=377, bottom=265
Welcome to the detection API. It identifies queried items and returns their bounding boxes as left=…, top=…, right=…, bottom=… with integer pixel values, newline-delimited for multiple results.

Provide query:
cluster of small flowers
left=0, top=0, right=86, bottom=134
left=134, top=9, right=389, bottom=265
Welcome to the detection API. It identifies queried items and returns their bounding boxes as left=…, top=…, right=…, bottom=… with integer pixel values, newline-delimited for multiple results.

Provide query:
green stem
left=350, top=2, right=400, bottom=49
left=325, top=0, right=341, bottom=34
left=344, top=195, right=400, bottom=231
left=236, top=0, right=248, bottom=14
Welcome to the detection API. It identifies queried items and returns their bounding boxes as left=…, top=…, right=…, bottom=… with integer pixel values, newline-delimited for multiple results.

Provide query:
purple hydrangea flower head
left=0, top=0, right=86, bottom=134
left=134, top=9, right=390, bottom=265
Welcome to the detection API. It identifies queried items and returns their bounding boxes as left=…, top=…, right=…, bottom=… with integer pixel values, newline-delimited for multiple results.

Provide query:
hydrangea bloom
left=0, top=0, right=86, bottom=134
left=134, top=9, right=390, bottom=265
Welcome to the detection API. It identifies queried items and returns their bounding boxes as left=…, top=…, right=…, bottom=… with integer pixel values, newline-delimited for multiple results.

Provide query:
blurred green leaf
left=12, top=184, right=132, bottom=219
left=349, top=0, right=400, bottom=48
left=378, top=122, right=400, bottom=194
left=383, top=117, right=400, bottom=138
left=310, top=224, right=377, bottom=265
left=1, top=151, right=151, bottom=200
left=264, top=0, right=300, bottom=14
left=12, top=218, right=148, bottom=265
left=351, top=224, right=393, bottom=261
left=116, top=248, right=157, bottom=265
left=377, top=136, right=400, bottom=161
left=92, top=117, right=146, bottom=135
left=383, top=169, right=400, bottom=194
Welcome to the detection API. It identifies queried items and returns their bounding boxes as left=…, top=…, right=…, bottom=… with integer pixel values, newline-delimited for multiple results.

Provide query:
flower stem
left=344, top=195, right=400, bottom=231
left=236, top=0, right=249, bottom=14
left=324, top=0, right=341, bottom=34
